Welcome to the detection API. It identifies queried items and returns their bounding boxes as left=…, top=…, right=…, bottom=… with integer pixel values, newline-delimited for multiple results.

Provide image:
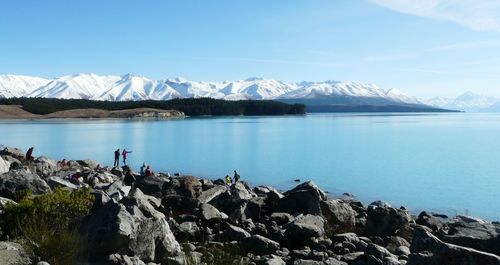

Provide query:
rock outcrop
left=408, top=227, right=500, bottom=265
left=0, top=169, right=51, bottom=199
left=1, top=146, right=499, bottom=265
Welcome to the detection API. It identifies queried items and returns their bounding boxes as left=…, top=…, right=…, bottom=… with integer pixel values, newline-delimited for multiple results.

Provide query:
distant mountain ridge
left=425, top=91, right=500, bottom=112
left=0, top=74, right=428, bottom=108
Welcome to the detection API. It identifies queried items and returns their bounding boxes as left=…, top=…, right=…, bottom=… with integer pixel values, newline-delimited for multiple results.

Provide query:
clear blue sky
left=1, top=0, right=500, bottom=97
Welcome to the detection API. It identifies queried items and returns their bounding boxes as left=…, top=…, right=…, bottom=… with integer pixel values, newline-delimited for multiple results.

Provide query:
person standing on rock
left=114, top=149, right=120, bottom=167
left=233, top=170, right=240, bottom=183
left=25, top=147, right=34, bottom=161
left=122, top=149, right=132, bottom=165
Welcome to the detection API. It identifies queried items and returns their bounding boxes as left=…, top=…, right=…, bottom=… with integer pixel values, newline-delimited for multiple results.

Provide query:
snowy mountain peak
left=425, top=92, right=500, bottom=112
left=456, top=91, right=487, bottom=101
left=0, top=75, right=51, bottom=98
left=0, top=73, right=421, bottom=105
left=245, top=77, right=264, bottom=82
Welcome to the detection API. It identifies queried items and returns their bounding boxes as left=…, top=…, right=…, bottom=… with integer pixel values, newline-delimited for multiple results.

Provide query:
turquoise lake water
left=1, top=113, right=500, bottom=220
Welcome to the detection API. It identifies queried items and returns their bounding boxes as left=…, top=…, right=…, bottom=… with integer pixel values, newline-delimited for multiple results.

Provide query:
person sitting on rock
left=145, top=165, right=153, bottom=177
left=123, top=167, right=136, bottom=186
left=58, top=158, right=68, bottom=168
left=140, top=163, right=146, bottom=177
left=25, top=147, right=34, bottom=161
left=225, top=175, right=232, bottom=187
left=233, top=170, right=240, bottom=183
left=70, top=170, right=82, bottom=184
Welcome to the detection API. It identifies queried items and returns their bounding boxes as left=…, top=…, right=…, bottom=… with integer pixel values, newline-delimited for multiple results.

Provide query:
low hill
left=0, top=97, right=306, bottom=117
left=0, top=105, right=184, bottom=119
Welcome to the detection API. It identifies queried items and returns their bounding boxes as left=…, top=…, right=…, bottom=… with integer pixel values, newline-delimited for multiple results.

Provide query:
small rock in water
left=294, top=179, right=300, bottom=182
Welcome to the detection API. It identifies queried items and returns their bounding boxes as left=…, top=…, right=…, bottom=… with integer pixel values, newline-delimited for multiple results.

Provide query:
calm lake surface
left=1, top=113, right=500, bottom=220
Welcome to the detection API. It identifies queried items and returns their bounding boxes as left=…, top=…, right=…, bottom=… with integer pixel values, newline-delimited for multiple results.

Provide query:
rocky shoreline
left=0, top=105, right=185, bottom=119
left=0, top=147, right=500, bottom=265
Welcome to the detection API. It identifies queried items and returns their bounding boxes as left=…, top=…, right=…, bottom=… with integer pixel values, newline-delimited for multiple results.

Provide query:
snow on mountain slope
left=0, top=75, right=50, bottom=98
left=0, top=73, right=421, bottom=105
left=220, top=78, right=297, bottom=100
left=425, top=91, right=499, bottom=111
left=279, top=81, right=421, bottom=103
left=385, top=88, right=421, bottom=104
left=29, top=73, right=120, bottom=99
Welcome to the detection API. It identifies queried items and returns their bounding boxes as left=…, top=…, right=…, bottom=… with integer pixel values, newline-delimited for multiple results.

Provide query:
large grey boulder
left=176, top=221, right=200, bottom=242
left=293, top=259, right=323, bottom=265
left=120, top=188, right=164, bottom=219
left=0, top=169, right=51, bottom=199
left=135, top=175, right=168, bottom=197
left=415, top=211, right=449, bottom=233
left=0, top=241, right=31, bottom=265
left=92, top=171, right=120, bottom=184
left=320, top=199, right=356, bottom=234
left=106, top=254, right=146, bottom=265
left=81, top=201, right=180, bottom=263
left=407, top=226, right=500, bottom=265
left=100, top=181, right=131, bottom=201
left=1, top=156, right=21, bottom=170
left=198, top=185, right=227, bottom=204
left=0, top=147, right=25, bottom=160
left=0, top=156, right=10, bottom=175
left=162, top=176, right=203, bottom=199
left=276, top=181, right=327, bottom=215
left=364, top=243, right=397, bottom=260
left=284, top=214, right=325, bottom=245
left=332, top=232, right=360, bottom=245
left=91, top=189, right=111, bottom=210
left=200, top=203, right=228, bottom=221
left=385, top=236, right=410, bottom=254
left=179, top=176, right=203, bottom=198
left=225, top=224, right=251, bottom=241
left=47, top=176, right=80, bottom=190
left=230, top=182, right=255, bottom=201
left=28, top=156, right=58, bottom=177
left=227, top=197, right=264, bottom=223
left=439, top=215, right=500, bottom=255
left=242, top=235, right=280, bottom=255
left=270, top=212, right=294, bottom=225
left=365, top=202, right=411, bottom=239
left=76, top=159, right=100, bottom=169
left=263, top=255, right=286, bottom=265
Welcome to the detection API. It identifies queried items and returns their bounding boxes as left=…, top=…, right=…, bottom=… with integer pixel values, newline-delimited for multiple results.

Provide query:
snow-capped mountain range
left=425, top=92, right=500, bottom=112
left=0, top=73, right=422, bottom=105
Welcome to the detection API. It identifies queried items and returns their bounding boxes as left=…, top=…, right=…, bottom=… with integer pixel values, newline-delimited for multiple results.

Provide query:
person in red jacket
left=145, top=165, right=153, bottom=177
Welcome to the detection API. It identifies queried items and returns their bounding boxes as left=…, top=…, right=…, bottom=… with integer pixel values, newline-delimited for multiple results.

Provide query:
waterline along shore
left=0, top=147, right=499, bottom=265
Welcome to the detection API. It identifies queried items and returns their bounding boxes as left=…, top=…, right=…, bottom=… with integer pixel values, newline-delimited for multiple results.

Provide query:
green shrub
left=3, top=187, right=94, bottom=265
left=12, top=189, right=32, bottom=202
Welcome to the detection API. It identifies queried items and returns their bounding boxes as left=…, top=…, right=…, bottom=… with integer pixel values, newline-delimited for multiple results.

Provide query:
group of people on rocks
left=112, top=148, right=243, bottom=185
left=140, top=163, right=153, bottom=177
left=114, top=148, right=153, bottom=178
left=22, top=146, right=243, bottom=185
left=225, top=170, right=241, bottom=186
left=114, top=148, right=132, bottom=167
